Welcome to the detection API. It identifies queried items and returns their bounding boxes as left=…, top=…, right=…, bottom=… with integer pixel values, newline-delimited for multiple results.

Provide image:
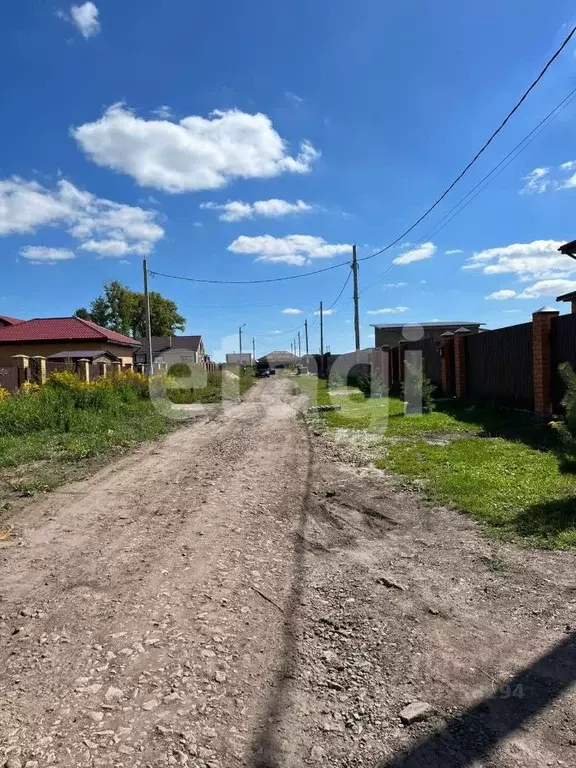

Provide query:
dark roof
left=556, top=290, right=576, bottom=302
left=371, top=321, right=483, bottom=330
left=47, top=350, right=121, bottom=362
left=558, top=240, right=576, bottom=256
left=0, top=315, right=25, bottom=326
left=0, top=317, right=139, bottom=346
left=135, top=335, right=202, bottom=354
left=259, top=350, right=299, bottom=363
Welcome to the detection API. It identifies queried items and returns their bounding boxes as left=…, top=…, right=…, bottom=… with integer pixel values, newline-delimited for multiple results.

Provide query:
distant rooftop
left=371, top=321, right=484, bottom=330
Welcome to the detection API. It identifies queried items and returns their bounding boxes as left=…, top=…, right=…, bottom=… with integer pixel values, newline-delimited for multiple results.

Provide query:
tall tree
left=75, top=281, right=186, bottom=337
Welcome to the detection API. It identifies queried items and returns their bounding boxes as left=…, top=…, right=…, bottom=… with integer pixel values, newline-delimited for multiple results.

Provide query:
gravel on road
left=1, top=377, right=575, bottom=768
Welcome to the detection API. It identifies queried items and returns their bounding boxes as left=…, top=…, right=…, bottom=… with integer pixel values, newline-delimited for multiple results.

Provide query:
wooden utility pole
left=239, top=323, right=246, bottom=356
left=143, top=258, right=154, bottom=375
left=319, top=301, right=325, bottom=378
left=297, top=330, right=301, bottom=357
left=352, top=244, right=361, bottom=351
left=290, top=341, right=293, bottom=355
left=252, top=337, right=256, bottom=363
left=304, top=319, right=309, bottom=356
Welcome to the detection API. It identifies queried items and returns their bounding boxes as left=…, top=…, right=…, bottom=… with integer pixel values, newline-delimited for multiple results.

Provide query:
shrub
left=358, top=373, right=387, bottom=398
left=0, top=386, right=10, bottom=402
left=402, top=360, right=436, bottom=414
left=21, top=381, right=41, bottom=396
left=328, top=373, right=346, bottom=389
left=167, top=362, right=191, bottom=378
left=551, top=363, right=576, bottom=465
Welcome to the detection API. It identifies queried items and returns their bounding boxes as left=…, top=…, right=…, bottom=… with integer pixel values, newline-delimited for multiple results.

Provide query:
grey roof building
left=372, top=321, right=483, bottom=347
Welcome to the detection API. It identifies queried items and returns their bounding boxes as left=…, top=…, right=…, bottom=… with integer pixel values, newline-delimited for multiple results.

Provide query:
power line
left=252, top=268, right=351, bottom=341
left=149, top=259, right=349, bottom=285
left=359, top=25, right=576, bottom=265
left=355, top=83, right=576, bottom=300
left=326, top=268, right=352, bottom=310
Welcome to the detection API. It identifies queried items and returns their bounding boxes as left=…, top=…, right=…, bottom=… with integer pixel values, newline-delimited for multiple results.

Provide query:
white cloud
left=0, top=178, right=71, bottom=235
left=366, top=306, right=409, bottom=315
left=393, top=241, right=437, bottom=265
left=201, top=198, right=312, bottom=222
left=228, top=234, right=350, bottom=266
left=254, top=199, right=312, bottom=218
left=464, top=240, right=573, bottom=281
left=557, top=172, right=576, bottom=190
left=314, top=308, right=335, bottom=315
left=285, top=92, right=304, bottom=107
left=560, top=160, right=576, bottom=171
left=504, top=309, right=522, bottom=313
left=445, top=249, right=463, bottom=255
left=79, top=239, right=151, bottom=257
left=20, top=246, right=76, bottom=265
left=520, top=167, right=550, bottom=194
left=382, top=281, right=408, bottom=288
left=486, top=289, right=517, bottom=300
left=282, top=308, right=303, bottom=315
left=69, top=2, right=100, bottom=38
left=0, top=176, right=163, bottom=259
left=72, top=104, right=320, bottom=193
left=152, top=105, right=173, bottom=119
left=516, top=278, right=576, bottom=299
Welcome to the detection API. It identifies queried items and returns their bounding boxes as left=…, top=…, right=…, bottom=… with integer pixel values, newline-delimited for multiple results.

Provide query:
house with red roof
left=0, top=315, right=25, bottom=328
left=0, top=317, right=139, bottom=367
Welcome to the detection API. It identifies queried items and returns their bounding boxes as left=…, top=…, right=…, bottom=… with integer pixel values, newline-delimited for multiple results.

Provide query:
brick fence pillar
left=532, top=307, right=559, bottom=416
left=453, top=328, right=471, bottom=398
left=32, top=356, right=47, bottom=385
left=11, top=355, right=30, bottom=387
left=97, top=361, right=108, bottom=379
left=572, top=299, right=576, bottom=315
left=110, top=361, right=122, bottom=375
left=76, top=359, right=90, bottom=383
left=440, top=332, right=455, bottom=396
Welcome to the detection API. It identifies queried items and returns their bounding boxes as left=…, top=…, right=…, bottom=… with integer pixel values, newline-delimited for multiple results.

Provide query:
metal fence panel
left=466, top=323, right=533, bottom=408
left=0, top=366, right=19, bottom=391
left=403, top=337, right=442, bottom=388
left=551, top=313, right=576, bottom=409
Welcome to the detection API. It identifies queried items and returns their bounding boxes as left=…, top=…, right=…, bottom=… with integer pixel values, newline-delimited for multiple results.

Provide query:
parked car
left=255, top=360, right=271, bottom=378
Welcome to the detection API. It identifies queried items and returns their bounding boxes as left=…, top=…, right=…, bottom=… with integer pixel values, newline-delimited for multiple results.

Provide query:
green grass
left=299, top=376, right=576, bottom=549
left=164, top=367, right=255, bottom=404
left=0, top=377, right=169, bottom=503
left=378, top=438, right=576, bottom=548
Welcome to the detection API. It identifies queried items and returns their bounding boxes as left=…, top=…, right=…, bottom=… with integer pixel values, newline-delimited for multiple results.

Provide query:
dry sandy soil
left=1, top=377, right=575, bottom=768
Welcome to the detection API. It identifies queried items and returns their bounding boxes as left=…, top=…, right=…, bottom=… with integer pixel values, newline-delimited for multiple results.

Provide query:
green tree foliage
left=402, top=359, right=436, bottom=414
left=553, top=363, right=576, bottom=463
left=75, top=281, right=185, bottom=337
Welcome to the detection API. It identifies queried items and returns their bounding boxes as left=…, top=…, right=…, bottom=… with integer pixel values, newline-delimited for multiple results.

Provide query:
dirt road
left=1, top=378, right=576, bottom=768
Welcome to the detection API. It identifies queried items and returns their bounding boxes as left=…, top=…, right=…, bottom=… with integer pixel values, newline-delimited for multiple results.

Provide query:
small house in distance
left=225, top=352, right=252, bottom=365
left=258, top=351, right=299, bottom=369
left=372, top=321, right=484, bottom=347
left=134, top=335, right=205, bottom=367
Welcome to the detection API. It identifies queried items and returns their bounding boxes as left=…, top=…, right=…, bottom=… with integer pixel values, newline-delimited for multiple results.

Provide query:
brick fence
left=437, top=308, right=573, bottom=416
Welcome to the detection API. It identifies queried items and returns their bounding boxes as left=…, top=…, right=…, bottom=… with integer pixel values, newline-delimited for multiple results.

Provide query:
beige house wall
left=0, top=341, right=136, bottom=367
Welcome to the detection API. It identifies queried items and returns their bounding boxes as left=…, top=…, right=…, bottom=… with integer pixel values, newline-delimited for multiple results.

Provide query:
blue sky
left=2, top=0, right=576, bottom=358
